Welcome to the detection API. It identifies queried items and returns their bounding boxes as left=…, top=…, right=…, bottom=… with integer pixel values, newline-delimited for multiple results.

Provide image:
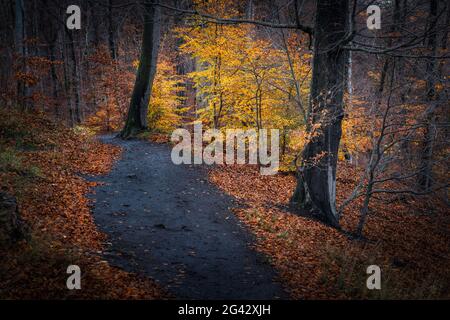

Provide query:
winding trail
left=88, top=135, right=286, bottom=299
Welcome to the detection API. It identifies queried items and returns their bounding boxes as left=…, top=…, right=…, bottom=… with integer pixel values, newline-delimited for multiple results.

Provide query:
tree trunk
left=49, top=41, right=59, bottom=117
left=418, top=0, right=439, bottom=191
left=120, top=1, right=161, bottom=138
left=108, top=0, right=117, bottom=60
left=291, top=0, right=349, bottom=228
left=41, top=0, right=60, bottom=117
left=66, top=31, right=82, bottom=124
left=60, top=28, right=74, bottom=125
left=14, top=0, right=27, bottom=109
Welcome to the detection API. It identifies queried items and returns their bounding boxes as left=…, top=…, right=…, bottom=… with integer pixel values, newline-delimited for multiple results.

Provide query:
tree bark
left=108, top=0, right=117, bottom=60
left=41, top=2, right=60, bottom=118
left=120, top=1, right=161, bottom=138
left=49, top=40, right=59, bottom=117
left=66, top=30, right=82, bottom=124
left=418, top=0, right=440, bottom=191
left=291, top=0, right=349, bottom=228
left=14, top=0, right=27, bottom=109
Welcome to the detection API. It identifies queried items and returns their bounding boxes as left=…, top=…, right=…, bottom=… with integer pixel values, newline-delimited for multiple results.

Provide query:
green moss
left=0, top=148, right=44, bottom=179
left=0, top=149, right=23, bottom=173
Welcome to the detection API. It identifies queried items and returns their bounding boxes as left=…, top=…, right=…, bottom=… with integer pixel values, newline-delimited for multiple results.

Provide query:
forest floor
left=209, top=165, right=450, bottom=299
left=90, top=134, right=450, bottom=299
left=0, top=109, right=165, bottom=299
left=88, top=135, right=287, bottom=299
left=1, top=109, right=449, bottom=299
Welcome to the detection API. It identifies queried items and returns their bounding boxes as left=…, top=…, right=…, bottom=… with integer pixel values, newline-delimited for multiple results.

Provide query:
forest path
left=88, top=135, right=287, bottom=299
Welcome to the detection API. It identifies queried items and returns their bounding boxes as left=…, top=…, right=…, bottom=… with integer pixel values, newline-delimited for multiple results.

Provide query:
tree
left=335, top=0, right=449, bottom=236
left=418, top=0, right=440, bottom=191
left=291, top=0, right=349, bottom=228
left=178, top=10, right=308, bottom=134
left=65, top=29, right=82, bottom=125
left=14, top=0, right=27, bottom=109
left=120, top=0, right=161, bottom=138
left=147, top=57, right=186, bottom=133
left=108, top=0, right=117, bottom=60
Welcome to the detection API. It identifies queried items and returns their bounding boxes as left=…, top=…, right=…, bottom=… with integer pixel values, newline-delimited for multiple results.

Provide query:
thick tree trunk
left=291, top=0, right=349, bottom=228
left=120, top=1, right=161, bottom=138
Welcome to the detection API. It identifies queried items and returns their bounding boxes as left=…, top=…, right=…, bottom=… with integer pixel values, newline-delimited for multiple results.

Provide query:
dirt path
left=88, top=135, right=287, bottom=299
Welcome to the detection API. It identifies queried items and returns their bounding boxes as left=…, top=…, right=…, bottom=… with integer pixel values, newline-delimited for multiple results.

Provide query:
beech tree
left=120, top=0, right=161, bottom=138
left=291, top=0, right=349, bottom=228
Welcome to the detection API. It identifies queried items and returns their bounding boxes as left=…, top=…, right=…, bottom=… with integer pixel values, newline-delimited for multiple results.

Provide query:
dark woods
left=0, top=1, right=448, bottom=300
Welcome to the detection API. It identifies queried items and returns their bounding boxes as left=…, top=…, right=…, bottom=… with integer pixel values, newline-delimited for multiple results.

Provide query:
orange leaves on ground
left=0, top=109, right=166, bottom=299
left=209, top=164, right=450, bottom=299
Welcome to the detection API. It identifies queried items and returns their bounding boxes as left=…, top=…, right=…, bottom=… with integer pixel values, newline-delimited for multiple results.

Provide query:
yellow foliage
left=147, top=58, right=186, bottom=133
left=177, top=14, right=311, bottom=134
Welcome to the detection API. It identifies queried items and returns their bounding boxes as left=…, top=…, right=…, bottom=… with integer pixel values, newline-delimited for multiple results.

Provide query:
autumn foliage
left=0, top=108, right=166, bottom=299
left=209, top=164, right=450, bottom=299
left=1, top=0, right=448, bottom=301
